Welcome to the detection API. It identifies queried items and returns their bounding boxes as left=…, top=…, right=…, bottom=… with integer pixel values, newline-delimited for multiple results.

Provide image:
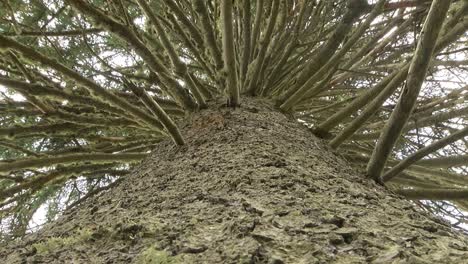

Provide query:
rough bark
left=1, top=98, right=467, bottom=263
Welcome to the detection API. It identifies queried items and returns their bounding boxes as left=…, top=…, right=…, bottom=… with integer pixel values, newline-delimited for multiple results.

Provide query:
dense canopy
left=0, top=0, right=467, bottom=241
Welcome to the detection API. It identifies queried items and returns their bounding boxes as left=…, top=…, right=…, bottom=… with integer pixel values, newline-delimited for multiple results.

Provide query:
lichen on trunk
left=2, top=98, right=467, bottom=263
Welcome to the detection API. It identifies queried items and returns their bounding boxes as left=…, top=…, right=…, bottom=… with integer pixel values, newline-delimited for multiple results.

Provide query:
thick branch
left=367, top=0, right=452, bottom=181
left=396, top=188, right=468, bottom=200
left=125, top=80, right=185, bottom=145
left=414, top=155, right=468, bottom=168
left=383, top=126, right=468, bottom=181
left=0, top=153, right=147, bottom=174
left=221, top=0, right=240, bottom=106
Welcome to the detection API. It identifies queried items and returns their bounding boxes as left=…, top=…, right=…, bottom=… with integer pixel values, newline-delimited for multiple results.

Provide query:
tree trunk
left=2, top=98, right=468, bottom=263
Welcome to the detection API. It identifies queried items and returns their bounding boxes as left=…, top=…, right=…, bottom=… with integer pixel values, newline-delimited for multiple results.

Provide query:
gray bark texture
left=1, top=98, right=468, bottom=263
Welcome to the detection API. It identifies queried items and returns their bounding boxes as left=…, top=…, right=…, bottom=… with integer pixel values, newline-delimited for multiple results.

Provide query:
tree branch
left=221, top=0, right=240, bottom=106
left=367, top=0, right=452, bottom=182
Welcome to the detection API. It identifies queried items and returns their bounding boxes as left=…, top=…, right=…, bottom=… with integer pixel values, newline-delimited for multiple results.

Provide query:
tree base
left=2, top=98, right=468, bottom=263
